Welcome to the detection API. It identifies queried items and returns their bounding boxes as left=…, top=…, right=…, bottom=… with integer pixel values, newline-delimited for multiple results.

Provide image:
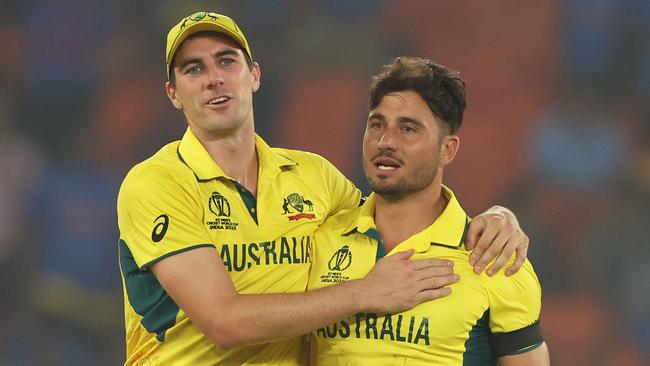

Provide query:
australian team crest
left=282, top=193, right=316, bottom=221
left=206, top=192, right=238, bottom=231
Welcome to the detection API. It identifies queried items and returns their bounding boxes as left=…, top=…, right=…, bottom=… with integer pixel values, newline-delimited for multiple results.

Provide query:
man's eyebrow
left=398, top=116, right=424, bottom=127
left=176, top=57, right=202, bottom=71
left=176, top=49, right=242, bottom=71
left=368, top=112, right=386, bottom=121
left=211, top=49, right=240, bottom=59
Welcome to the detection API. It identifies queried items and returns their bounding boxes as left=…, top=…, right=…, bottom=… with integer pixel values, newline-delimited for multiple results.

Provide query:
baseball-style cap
left=166, top=11, right=252, bottom=80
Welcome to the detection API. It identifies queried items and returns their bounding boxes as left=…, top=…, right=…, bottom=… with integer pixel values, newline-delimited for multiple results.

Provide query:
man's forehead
left=175, top=32, right=245, bottom=59
left=369, top=91, right=442, bottom=127
left=383, top=92, right=409, bottom=105
left=373, top=91, right=429, bottom=113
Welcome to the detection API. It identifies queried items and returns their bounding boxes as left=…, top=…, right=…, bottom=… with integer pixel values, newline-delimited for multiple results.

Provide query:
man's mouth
left=206, top=96, right=231, bottom=105
left=373, top=157, right=401, bottom=171
left=377, top=164, right=398, bottom=171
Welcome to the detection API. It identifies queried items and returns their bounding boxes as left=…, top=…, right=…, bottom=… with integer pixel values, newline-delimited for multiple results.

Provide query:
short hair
left=169, top=31, right=254, bottom=87
left=368, top=57, right=467, bottom=135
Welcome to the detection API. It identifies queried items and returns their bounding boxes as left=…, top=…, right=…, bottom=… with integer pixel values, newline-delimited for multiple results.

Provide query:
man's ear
left=165, top=81, right=183, bottom=110
left=439, top=135, right=460, bottom=166
left=251, top=62, right=261, bottom=92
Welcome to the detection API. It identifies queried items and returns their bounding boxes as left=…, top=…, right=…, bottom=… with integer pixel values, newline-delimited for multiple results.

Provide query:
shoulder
left=485, top=260, right=540, bottom=293
left=121, top=142, right=188, bottom=186
left=317, top=206, right=361, bottom=236
left=482, top=259, right=542, bottom=323
left=118, top=141, right=196, bottom=204
left=272, top=147, right=339, bottom=171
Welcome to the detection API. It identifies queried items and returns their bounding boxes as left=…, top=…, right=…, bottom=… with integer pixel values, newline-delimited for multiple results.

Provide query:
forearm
left=153, top=247, right=454, bottom=350
left=204, top=279, right=367, bottom=349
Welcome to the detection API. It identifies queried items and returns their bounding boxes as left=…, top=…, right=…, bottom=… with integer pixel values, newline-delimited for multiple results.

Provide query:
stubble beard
left=365, top=160, right=438, bottom=202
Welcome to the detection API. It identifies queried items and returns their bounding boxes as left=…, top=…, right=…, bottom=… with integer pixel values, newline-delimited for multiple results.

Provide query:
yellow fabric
left=166, top=11, right=253, bottom=79
left=117, top=128, right=360, bottom=365
left=308, top=186, right=542, bottom=365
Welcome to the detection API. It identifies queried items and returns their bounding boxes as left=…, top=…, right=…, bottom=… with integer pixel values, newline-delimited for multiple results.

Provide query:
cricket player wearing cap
left=309, top=57, right=549, bottom=365
left=117, top=11, right=533, bottom=365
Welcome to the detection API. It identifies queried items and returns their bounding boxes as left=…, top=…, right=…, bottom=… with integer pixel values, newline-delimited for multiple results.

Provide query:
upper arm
left=118, top=167, right=235, bottom=343
left=498, top=342, right=550, bottom=366
left=487, top=261, right=545, bottom=358
left=117, top=166, right=210, bottom=267
left=150, top=246, right=238, bottom=345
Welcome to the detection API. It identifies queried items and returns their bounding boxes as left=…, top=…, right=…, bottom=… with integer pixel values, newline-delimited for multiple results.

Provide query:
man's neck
left=193, top=124, right=259, bottom=196
left=374, top=182, right=447, bottom=253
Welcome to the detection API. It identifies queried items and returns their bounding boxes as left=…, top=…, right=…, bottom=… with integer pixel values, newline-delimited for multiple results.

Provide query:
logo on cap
left=166, top=10, right=252, bottom=80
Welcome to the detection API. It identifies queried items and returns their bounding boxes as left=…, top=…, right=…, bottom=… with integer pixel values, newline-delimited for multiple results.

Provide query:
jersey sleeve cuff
left=140, top=243, right=216, bottom=269
left=490, top=320, right=544, bottom=358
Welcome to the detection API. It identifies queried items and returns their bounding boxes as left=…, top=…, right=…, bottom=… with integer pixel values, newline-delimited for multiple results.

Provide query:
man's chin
left=369, top=181, right=402, bottom=197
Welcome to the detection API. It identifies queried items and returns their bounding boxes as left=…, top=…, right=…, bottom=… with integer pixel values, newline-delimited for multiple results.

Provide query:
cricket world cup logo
left=328, top=245, right=352, bottom=271
left=209, top=192, right=231, bottom=217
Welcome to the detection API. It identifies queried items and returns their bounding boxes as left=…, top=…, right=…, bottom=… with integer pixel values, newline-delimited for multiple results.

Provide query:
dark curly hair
left=369, top=57, right=467, bottom=135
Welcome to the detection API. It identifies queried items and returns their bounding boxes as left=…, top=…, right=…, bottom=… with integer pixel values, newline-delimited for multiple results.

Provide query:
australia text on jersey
left=316, top=312, right=430, bottom=346
left=219, top=236, right=312, bottom=272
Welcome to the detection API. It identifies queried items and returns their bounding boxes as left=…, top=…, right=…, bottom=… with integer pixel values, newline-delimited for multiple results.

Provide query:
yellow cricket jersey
left=117, top=128, right=360, bottom=366
left=308, top=186, right=543, bottom=365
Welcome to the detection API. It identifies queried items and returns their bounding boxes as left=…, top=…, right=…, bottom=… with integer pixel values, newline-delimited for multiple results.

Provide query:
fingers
left=463, top=217, right=485, bottom=251
left=411, top=257, right=458, bottom=289
left=364, top=252, right=458, bottom=313
left=413, top=264, right=455, bottom=282
left=467, top=217, right=492, bottom=266
left=505, top=237, right=529, bottom=276
left=421, top=274, right=459, bottom=290
left=485, top=237, right=519, bottom=276
left=477, top=231, right=510, bottom=275
left=410, top=257, right=453, bottom=271
left=416, top=287, right=453, bottom=302
left=468, top=209, right=523, bottom=274
left=469, top=222, right=500, bottom=273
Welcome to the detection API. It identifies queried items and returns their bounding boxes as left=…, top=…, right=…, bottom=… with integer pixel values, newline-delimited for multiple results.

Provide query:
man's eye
left=185, top=66, right=201, bottom=74
left=221, top=58, right=235, bottom=66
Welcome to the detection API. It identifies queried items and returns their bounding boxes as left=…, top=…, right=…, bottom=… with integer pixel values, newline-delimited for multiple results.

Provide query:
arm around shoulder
left=151, top=246, right=370, bottom=350
left=151, top=246, right=456, bottom=350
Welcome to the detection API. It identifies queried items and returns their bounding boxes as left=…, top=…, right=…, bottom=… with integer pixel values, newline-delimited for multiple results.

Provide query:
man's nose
left=377, top=127, right=398, bottom=151
left=206, top=66, right=225, bottom=87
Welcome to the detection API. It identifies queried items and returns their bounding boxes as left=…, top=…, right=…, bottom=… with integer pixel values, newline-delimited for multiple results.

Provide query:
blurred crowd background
left=0, top=0, right=648, bottom=365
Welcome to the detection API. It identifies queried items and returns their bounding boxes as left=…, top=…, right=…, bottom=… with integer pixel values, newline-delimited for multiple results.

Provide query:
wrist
left=343, top=279, right=372, bottom=312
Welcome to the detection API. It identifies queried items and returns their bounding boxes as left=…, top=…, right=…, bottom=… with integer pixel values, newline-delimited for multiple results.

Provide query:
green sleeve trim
left=120, top=240, right=182, bottom=341
left=509, top=342, right=543, bottom=355
left=141, top=243, right=216, bottom=269
left=462, top=309, right=494, bottom=365
left=490, top=320, right=544, bottom=358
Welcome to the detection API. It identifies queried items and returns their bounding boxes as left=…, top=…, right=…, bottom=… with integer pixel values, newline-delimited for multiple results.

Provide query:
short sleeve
left=319, top=157, right=361, bottom=218
left=117, top=165, right=214, bottom=269
left=487, top=260, right=544, bottom=357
